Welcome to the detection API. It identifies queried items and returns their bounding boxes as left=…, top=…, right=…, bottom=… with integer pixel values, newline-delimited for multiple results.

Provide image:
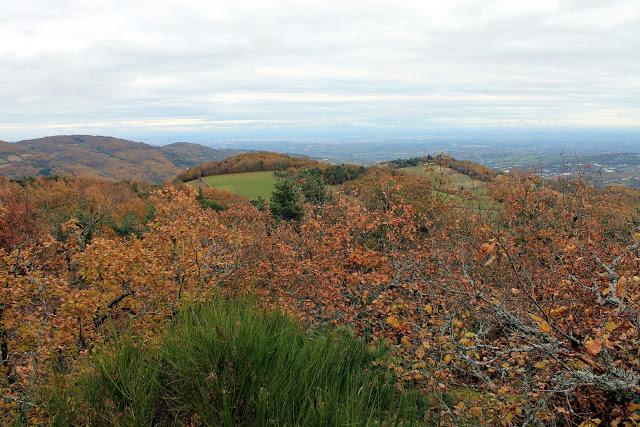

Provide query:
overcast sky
left=1, top=0, right=639, bottom=142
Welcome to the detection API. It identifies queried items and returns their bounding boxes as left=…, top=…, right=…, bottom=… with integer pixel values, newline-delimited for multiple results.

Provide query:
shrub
left=269, top=177, right=304, bottom=222
left=49, top=300, right=427, bottom=426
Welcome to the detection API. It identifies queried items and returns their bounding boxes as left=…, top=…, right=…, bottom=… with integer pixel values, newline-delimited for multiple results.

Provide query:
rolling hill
left=175, top=151, right=322, bottom=182
left=0, top=135, right=241, bottom=183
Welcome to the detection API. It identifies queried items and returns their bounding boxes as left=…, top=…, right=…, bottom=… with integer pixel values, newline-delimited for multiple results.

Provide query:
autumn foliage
left=174, top=151, right=322, bottom=182
left=1, top=164, right=640, bottom=425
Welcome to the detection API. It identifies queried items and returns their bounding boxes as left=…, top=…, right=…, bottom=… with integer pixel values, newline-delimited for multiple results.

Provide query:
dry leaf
left=528, top=313, right=551, bottom=334
left=386, top=315, right=402, bottom=329
left=584, top=338, right=602, bottom=356
left=401, top=336, right=412, bottom=350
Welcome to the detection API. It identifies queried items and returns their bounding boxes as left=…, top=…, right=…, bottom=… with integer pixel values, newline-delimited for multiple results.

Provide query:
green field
left=199, top=171, right=277, bottom=200
left=399, top=164, right=484, bottom=189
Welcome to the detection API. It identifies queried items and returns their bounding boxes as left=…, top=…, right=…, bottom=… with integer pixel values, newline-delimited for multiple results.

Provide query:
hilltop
left=177, top=151, right=368, bottom=201
left=0, top=135, right=240, bottom=183
left=174, top=151, right=323, bottom=182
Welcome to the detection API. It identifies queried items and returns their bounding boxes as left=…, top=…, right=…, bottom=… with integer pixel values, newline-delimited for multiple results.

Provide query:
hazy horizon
left=4, top=127, right=639, bottom=150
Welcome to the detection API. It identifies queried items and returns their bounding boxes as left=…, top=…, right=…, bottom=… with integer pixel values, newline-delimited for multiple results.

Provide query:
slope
left=0, top=135, right=239, bottom=183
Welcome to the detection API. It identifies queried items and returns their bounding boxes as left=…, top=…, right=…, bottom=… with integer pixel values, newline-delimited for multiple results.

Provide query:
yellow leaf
left=424, top=304, right=433, bottom=315
left=386, top=315, right=402, bottom=329
left=605, top=321, right=617, bottom=333
left=459, top=337, right=473, bottom=347
left=533, top=360, right=548, bottom=369
left=401, top=336, right=412, bottom=350
left=528, top=313, right=551, bottom=334
left=361, top=290, right=369, bottom=302
left=443, top=354, right=452, bottom=365
left=528, top=313, right=544, bottom=323
left=549, top=306, right=568, bottom=317
left=584, top=338, right=602, bottom=356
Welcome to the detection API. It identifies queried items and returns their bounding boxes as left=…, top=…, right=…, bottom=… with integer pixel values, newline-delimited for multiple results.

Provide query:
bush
left=269, top=177, right=304, bottom=222
left=197, top=187, right=225, bottom=212
left=49, top=300, right=427, bottom=426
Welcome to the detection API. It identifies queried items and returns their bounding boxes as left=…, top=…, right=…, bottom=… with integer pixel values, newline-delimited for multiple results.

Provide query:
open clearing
left=399, top=164, right=485, bottom=190
left=194, top=171, right=277, bottom=200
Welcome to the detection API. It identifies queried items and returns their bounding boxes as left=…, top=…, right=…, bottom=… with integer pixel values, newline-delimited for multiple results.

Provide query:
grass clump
left=50, top=300, right=428, bottom=426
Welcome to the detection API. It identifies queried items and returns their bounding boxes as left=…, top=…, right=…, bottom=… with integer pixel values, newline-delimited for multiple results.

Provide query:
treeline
left=0, top=176, right=154, bottom=251
left=174, top=152, right=321, bottom=182
left=385, top=154, right=497, bottom=182
left=385, top=155, right=434, bottom=168
left=447, top=158, right=497, bottom=182
left=310, top=163, right=367, bottom=185
left=175, top=151, right=367, bottom=186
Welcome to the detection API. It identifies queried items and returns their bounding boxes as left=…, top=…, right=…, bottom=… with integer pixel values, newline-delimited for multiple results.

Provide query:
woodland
left=1, top=152, right=639, bottom=426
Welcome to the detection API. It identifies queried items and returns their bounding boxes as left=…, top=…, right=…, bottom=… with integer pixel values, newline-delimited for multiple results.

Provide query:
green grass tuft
left=49, top=300, right=429, bottom=426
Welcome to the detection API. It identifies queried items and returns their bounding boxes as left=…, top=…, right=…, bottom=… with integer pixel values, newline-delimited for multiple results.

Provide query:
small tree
left=197, top=187, right=224, bottom=212
left=269, top=177, right=303, bottom=222
left=250, top=196, right=266, bottom=211
left=299, top=169, right=330, bottom=204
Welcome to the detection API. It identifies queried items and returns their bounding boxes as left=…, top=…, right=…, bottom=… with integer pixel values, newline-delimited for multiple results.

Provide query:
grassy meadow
left=198, top=171, right=277, bottom=200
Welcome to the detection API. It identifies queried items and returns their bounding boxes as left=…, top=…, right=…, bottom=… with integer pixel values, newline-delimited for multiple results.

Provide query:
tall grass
left=49, top=300, right=428, bottom=426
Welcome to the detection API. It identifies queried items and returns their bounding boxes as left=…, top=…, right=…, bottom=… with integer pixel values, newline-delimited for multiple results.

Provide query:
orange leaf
left=386, top=315, right=402, bottom=329
left=401, top=336, right=412, bottom=350
left=481, top=242, right=496, bottom=254
left=528, top=313, right=551, bottom=334
left=549, top=306, right=568, bottom=317
left=584, top=338, right=602, bottom=356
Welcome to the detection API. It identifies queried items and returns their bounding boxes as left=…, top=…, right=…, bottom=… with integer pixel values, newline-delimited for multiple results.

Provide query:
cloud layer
left=1, top=0, right=639, bottom=141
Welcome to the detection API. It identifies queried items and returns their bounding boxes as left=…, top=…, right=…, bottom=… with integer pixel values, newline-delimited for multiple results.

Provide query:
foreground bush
left=5, top=172, right=640, bottom=425
left=49, top=300, right=427, bottom=426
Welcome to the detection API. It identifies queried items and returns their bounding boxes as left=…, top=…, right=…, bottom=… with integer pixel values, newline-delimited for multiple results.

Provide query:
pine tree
left=269, top=177, right=303, bottom=221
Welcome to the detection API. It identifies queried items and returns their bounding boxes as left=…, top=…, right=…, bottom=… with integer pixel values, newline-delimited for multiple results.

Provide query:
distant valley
left=210, top=136, right=640, bottom=188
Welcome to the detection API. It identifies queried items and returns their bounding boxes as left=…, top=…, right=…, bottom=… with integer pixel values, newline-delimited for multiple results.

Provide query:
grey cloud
left=0, top=0, right=639, bottom=141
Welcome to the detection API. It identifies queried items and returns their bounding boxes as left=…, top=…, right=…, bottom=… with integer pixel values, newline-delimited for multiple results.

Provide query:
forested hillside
left=0, top=135, right=238, bottom=183
left=1, top=155, right=640, bottom=425
left=174, top=151, right=323, bottom=182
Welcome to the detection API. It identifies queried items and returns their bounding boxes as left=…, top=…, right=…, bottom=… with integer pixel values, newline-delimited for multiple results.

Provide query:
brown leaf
left=584, top=338, right=602, bottom=356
